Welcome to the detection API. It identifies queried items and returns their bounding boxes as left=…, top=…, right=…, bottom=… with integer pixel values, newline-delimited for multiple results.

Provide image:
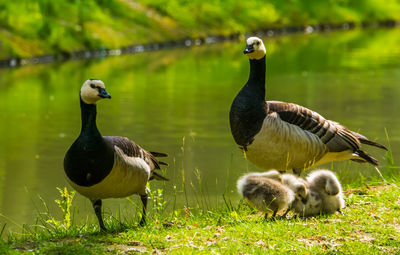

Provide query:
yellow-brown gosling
left=282, top=174, right=323, bottom=217
left=306, top=169, right=345, bottom=214
left=280, top=171, right=344, bottom=217
left=237, top=171, right=294, bottom=219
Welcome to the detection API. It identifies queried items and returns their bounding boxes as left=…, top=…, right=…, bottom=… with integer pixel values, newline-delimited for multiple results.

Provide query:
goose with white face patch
left=63, top=79, right=168, bottom=231
left=229, top=37, right=387, bottom=175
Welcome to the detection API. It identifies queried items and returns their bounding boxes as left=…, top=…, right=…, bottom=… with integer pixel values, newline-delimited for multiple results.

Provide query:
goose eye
left=90, top=84, right=96, bottom=89
left=256, top=41, right=260, bottom=46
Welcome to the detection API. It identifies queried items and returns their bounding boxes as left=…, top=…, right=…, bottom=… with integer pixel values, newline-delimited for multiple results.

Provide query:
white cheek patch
left=245, top=37, right=266, bottom=60
left=247, top=44, right=266, bottom=60
left=81, top=85, right=100, bottom=104
left=247, top=52, right=260, bottom=60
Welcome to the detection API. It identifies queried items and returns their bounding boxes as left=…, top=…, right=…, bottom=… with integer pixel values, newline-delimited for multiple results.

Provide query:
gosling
left=251, top=171, right=317, bottom=217
left=280, top=174, right=323, bottom=217
left=237, top=171, right=294, bottom=219
left=281, top=171, right=344, bottom=217
left=306, top=169, right=345, bottom=214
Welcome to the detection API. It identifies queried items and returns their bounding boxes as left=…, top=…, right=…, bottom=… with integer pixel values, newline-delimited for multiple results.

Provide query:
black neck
left=229, top=55, right=267, bottom=149
left=64, top=97, right=114, bottom=187
left=80, top=98, right=101, bottom=137
left=247, top=56, right=266, bottom=96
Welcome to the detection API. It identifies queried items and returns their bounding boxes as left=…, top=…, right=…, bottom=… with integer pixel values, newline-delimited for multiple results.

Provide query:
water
left=1, top=28, right=400, bottom=233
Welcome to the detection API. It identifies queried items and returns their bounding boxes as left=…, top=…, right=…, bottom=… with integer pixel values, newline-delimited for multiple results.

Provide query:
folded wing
left=103, top=136, right=169, bottom=180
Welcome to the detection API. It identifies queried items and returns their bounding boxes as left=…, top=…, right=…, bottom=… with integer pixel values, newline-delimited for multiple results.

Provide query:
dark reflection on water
left=1, top=28, right=400, bottom=233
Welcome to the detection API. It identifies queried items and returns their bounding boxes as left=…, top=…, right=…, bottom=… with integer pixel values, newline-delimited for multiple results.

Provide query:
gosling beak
left=301, top=197, right=308, bottom=204
left=243, top=44, right=254, bottom=54
left=98, top=88, right=111, bottom=99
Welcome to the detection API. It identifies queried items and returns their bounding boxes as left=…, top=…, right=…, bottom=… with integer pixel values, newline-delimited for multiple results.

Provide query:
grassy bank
left=1, top=181, right=400, bottom=254
left=1, top=0, right=400, bottom=59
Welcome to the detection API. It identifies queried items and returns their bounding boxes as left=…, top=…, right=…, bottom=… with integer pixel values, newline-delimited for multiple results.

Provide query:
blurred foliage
left=0, top=0, right=400, bottom=58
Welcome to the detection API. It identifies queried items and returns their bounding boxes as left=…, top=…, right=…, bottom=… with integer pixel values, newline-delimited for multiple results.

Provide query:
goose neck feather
left=64, top=98, right=114, bottom=187
left=248, top=56, right=266, bottom=88
left=80, top=98, right=101, bottom=137
left=230, top=56, right=267, bottom=149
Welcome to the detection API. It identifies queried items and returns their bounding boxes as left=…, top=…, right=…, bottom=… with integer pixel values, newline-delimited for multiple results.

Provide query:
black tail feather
left=354, top=149, right=378, bottom=166
left=149, top=151, right=168, bottom=169
left=351, top=131, right=387, bottom=150
left=149, top=171, right=169, bottom=181
left=158, top=161, right=168, bottom=166
left=150, top=151, right=168, bottom=157
left=358, top=138, right=388, bottom=151
left=350, top=159, right=366, bottom=163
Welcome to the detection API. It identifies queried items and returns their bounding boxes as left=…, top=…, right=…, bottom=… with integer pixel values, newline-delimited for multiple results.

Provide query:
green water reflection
left=0, top=28, right=399, bottom=233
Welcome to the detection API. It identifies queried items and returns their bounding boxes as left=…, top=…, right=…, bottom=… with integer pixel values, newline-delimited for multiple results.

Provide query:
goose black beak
left=243, top=45, right=254, bottom=54
left=98, top=88, right=111, bottom=99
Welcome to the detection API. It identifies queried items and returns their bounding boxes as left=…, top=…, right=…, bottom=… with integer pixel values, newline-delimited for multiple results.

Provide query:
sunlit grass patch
left=1, top=178, right=399, bottom=254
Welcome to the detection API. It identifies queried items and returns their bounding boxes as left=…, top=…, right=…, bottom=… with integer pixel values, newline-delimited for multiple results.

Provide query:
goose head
left=243, top=37, right=266, bottom=60
left=80, top=79, right=111, bottom=104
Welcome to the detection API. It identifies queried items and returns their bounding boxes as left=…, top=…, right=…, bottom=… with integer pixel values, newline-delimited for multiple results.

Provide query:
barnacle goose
left=64, top=79, right=168, bottom=230
left=229, top=37, right=387, bottom=175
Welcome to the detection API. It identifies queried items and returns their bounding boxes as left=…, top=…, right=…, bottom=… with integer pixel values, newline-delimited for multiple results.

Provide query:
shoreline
left=1, top=20, right=398, bottom=69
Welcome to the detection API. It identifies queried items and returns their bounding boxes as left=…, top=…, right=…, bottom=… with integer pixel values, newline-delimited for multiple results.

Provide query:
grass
left=1, top=175, right=400, bottom=254
left=1, top=0, right=400, bottom=59
left=0, top=142, right=397, bottom=254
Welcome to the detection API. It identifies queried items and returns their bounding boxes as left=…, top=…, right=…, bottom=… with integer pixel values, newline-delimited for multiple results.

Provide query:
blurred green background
left=0, top=0, right=400, bottom=234
left=1, top=0, right=400, bottom=59
left=1, top=28, right=400, bottom=232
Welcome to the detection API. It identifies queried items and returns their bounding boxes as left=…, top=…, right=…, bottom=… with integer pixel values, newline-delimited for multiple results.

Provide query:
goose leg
left=269, top=210, right=277, bottom=221
left=92, top=199, right=106, bottom=231
left=264, top=211, right=277, bottom=221
left=139, top=194, right=148, bottom=226
left=281, top=208, right=290, bottom=218
left=293, top=168, right=302, bottom=176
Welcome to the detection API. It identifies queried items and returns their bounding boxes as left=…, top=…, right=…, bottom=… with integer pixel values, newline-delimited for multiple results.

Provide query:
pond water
left=1, top=28, right=400, bottom=233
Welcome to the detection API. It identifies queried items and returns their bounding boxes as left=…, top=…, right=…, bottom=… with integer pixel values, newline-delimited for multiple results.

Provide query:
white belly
left=68, top=147, right=150, bottom=200
left=244, top=113, right=328, bottom=171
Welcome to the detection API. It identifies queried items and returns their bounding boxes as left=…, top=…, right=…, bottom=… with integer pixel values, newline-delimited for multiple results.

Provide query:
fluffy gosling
left=237, top=171, right=294, bottom=219
left=281, top=170, right=344, bottom=217
left=306, top=169, right=345, bottom=214
left=279, top=174, right=322, bottom=217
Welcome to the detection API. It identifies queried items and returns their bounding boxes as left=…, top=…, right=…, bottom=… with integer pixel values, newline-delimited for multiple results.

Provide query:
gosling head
left=80, top=79, right=111, bottom=104
left=294, top=184, right=308, bottom=204
left=243, top=37, right=266, bottom=60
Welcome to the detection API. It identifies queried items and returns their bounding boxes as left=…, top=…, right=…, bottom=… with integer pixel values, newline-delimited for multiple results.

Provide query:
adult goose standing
left=64, top=79, right=168, bottom=231
left=229, top=37, right=387, bottom=175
